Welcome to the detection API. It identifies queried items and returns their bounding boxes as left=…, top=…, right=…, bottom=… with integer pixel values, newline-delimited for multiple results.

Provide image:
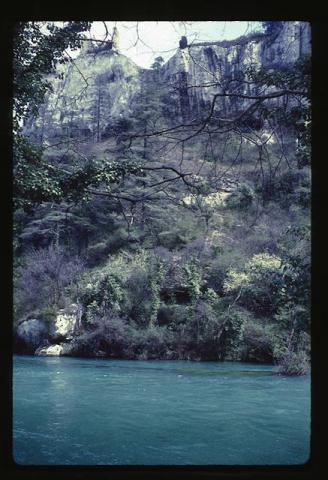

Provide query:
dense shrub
left=85, top=241, right=112, bottom=266
left=277, top=351, right=310, bottom=376
left=81, top=271, right=125, bottom=323
left=223, top=253, right=283, bottom=316
left=240, top=320, right=274, bottom=363
left=275, top=168, right=311, bottom=208
left=69, top=313, right=131, bottom=357
left=124, top=267, right=152, bottom=325
left=70, top=313, right=176, bottom=360
left=14, top=244, right=85, bottom=321
left=225, top=184, right=255, bottom=210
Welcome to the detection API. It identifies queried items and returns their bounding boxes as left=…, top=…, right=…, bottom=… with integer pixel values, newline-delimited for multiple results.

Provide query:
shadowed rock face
left=16, top=319, right=48, bottom=352
left=161, top=22, right=310, bottom=120
left=25, top=22, right=310, bottom=142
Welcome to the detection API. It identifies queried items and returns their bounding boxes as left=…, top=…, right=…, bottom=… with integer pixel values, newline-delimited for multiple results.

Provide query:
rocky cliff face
left=25, top=22, right=310, bottom=143
left=25, top=49, right=146, bottom=143
left=161, top=21, right=310, bottom=120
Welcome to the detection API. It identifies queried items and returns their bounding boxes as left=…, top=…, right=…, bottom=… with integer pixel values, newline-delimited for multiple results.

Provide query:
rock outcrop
left=16, top=318, right=48, bottom=352
left=25, top=48, right=144, bottom=143
left=35, top=343, right=72, bottom=356
left=49, top=303, right=82, bottom=341
left=161, top=22, right=311, bottom=120
left=14, top=304, right=82, bottom=356
left=24, top=22, right=310, bottom=143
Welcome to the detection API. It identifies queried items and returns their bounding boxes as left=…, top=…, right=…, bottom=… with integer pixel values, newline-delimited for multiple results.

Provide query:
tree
left=262, top=22, right=284, bottom=37
left=151, top=56, right=164, bottom=70
left=13, top=22, right=92, bottom=130
left=14, top=244, right=85, bottom=319
left=13, top=22, right=91, bottom=209
left=13, top=22, right=141, bottom=210
left=223, top=253, right=284, bottom=316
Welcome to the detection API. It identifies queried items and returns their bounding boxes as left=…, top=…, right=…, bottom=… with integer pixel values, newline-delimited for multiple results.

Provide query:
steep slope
left=162, top=22, right=310, bottom=119
left=24, top=49, right=146, bottom=143
left=14, top=22, right=311, bottom=372
left=24, top=22, right=310, bottom=142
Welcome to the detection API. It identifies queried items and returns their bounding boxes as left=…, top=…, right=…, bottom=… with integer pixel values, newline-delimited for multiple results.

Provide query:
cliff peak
left=26, top=21, right=310, bottom=143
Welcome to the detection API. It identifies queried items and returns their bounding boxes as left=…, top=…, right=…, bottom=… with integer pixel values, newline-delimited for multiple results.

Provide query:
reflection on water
left=13, top=355, right=310, bottom=465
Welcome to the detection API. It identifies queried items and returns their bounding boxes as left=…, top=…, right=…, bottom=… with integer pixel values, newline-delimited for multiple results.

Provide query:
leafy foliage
left=14, top=245, right=85, bottom=321
left=13, top=22, right=143, bottom=209
left=13, top=22, right=91, bottom=129
left=223, top=253, right=283, bottom=316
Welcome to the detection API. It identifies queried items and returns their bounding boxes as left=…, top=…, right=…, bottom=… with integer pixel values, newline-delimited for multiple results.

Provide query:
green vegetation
left=13, top=22, right=311, bottom=375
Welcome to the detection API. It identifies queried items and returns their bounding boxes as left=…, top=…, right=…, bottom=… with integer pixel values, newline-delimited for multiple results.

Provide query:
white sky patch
left=87, top=21, right=263, bottom=69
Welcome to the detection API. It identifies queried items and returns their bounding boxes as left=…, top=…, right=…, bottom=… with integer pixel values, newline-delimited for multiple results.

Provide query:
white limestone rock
left=24, top=22, right=310, bottom=140
left=35, top=344, right=65, bottom=356
left=50, top=304, right=82, bottom=341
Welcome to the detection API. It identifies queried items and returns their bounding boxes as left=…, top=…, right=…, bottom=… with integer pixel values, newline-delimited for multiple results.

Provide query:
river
left=13, top=355, right=310, bottom=465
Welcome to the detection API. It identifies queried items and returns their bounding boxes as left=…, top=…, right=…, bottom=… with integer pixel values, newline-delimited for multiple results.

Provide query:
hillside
left=13, top=21, right=311, bottom=375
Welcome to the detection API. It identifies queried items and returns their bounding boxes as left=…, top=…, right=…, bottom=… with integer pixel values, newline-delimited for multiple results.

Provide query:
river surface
left=13, top=355, right=311, bottom=465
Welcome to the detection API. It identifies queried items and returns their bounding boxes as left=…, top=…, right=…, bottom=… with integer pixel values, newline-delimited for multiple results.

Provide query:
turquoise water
left=13, top=355, right=310, bottom=465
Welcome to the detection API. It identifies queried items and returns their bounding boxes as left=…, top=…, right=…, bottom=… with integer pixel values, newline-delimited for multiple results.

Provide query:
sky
left=88, top=21, right=263, bottom=69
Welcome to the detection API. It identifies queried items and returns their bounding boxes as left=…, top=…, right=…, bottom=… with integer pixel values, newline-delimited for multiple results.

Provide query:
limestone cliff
left=25, top=49, right=146, bottom=143
left=161, top=21, right=310, bottom=120
left=25, top=22, right=310, bottom=143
